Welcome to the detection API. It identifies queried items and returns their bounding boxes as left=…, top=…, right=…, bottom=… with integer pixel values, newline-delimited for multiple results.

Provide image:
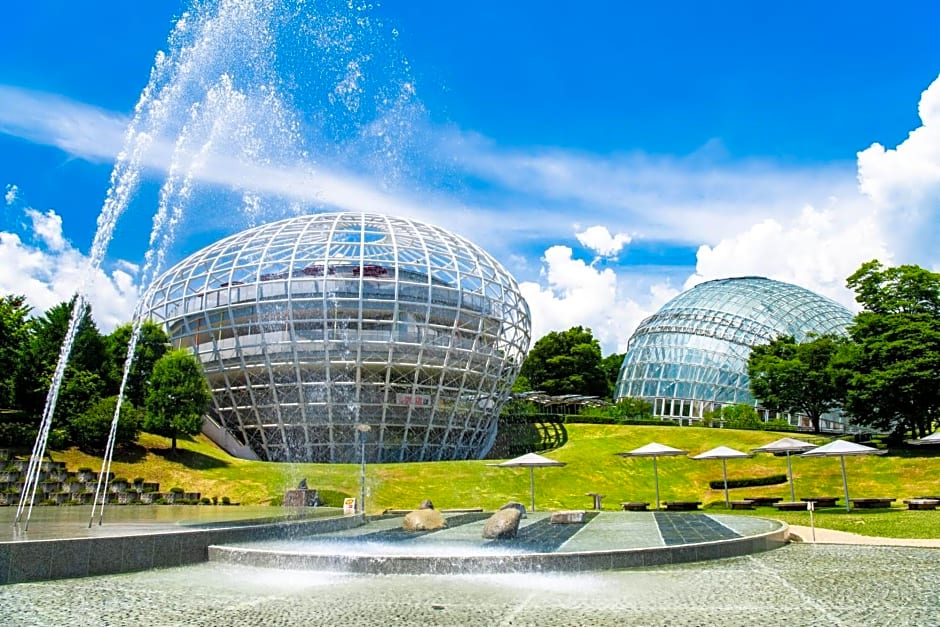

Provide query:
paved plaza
left=1, top=543, right=938, bottom=626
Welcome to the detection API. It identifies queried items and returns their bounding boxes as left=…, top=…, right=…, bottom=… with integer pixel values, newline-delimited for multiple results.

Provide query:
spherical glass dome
left=143, top=212, right=531, bottom=463
left=614, top=277, right=854, bottom=421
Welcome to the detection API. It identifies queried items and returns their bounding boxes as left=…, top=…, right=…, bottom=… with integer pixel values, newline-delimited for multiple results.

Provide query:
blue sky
left=2, top=1, right=940, bottom=353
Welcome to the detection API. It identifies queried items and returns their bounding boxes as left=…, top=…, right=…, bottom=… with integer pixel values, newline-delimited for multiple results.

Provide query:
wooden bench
left=800, top=497, right=839, bottom=508
left=620, top=501, right=649, bottom=511
left=850, top=498, right=895, bottom=509
left=585, top=492, right=605, bottom=510
left=903, top=499, right=939, bottom=511
left=662, top=501, right=701, bottom=511
left=773, top=501, right=809, bottom=511
left=729, top=500, right=755, bottom=510
left=742, top=496, right=782, bottom=507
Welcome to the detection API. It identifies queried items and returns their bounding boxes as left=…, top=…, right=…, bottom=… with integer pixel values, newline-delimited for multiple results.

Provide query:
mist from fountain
left=18, top=0, right=426, bottom=528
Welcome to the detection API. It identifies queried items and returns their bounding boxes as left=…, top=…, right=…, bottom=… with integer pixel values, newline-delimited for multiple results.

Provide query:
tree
left=104, top=321, right=170, bottom=406
left=0, top=295, right=32, bottom=408
left=837, top=261, right=940, bottom=438
left=13, top=299, right=107, bottom=418
left=520, top=326, right=608, bottom=397
left=69, top=396, right=142, bottom=453
left=144, top=349, right=212, bottom=452
left=747, top=334, right=844, bottom=433
left=600, top=352, right=625, bottom=398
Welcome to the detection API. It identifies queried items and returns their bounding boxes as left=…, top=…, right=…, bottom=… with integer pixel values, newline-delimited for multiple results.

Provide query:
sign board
left=396, top=393, right=431, bottom=406
left=343, top=497, right=357, bottom=514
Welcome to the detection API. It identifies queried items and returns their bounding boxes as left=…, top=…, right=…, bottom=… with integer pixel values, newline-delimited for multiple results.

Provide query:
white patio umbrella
left=751, top=437, right=816, bottom=502
left=491, top=452, right=566, bottom=512
left=617, top=442, right=688, bottom=510
left=800, top=440, right=887, bottom=511
left=692, top=446, right=752, bottom=508
left=909, top=431, right=940, bottom=445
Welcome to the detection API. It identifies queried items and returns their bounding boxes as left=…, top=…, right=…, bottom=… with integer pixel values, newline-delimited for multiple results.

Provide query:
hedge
left=709, top=474, right=788, bottom=490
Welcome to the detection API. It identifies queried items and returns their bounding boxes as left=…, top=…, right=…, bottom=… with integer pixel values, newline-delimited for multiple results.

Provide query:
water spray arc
left=15, top=0, right=436, bottom=528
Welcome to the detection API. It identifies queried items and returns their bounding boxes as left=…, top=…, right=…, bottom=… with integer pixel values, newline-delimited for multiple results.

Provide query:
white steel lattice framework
left=143, top=212, right=531, bottom=463
left=614, top=277, right=854, bottom=426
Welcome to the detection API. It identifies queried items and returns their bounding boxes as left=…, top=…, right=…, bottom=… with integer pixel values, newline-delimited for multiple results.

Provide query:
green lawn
left=38, top=424, right=940, bottom=539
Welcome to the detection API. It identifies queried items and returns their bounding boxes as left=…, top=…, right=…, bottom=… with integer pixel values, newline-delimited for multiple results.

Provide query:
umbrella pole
left=840, top=456, right=850, bottom=512
left=786, top=452, right=795, bottom=502
left=530, top=466, right=536, bottom=512
left=653, top=456, right=660, bottom=510
left=722, top=459, right=729, bottom=508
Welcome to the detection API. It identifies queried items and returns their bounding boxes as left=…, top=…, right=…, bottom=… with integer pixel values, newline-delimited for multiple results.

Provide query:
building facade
left=614, top=277, right=854, bottom=430
left=143, top=212, right=531, bottom=463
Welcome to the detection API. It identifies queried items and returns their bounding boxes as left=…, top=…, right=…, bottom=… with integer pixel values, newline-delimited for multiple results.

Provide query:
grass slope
left=42, top=424, right=940, bottom=538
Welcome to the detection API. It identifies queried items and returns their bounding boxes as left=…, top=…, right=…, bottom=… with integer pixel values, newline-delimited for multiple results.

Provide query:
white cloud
left=25, top=208, right=68, bottom=251
left=4, top=184, right=17, bottom=206
left=685, top=201, right=891, bottom=309
left=575, top=225, right=631, bottom=257
left=520, top=245, right=677, bottom=354
left=856, top=73, right=940, bottom=262
left=0, top=205, right=139, bottom=332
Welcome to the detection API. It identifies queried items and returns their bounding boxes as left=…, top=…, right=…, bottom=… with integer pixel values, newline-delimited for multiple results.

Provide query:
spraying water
left=18, top=0, right=426, bottom=528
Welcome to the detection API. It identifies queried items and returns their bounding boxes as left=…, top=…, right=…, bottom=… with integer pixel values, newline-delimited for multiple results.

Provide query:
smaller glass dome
left=614, top=277, right=854, bottom=423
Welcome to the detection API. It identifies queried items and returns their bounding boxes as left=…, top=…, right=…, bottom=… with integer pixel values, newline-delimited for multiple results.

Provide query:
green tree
left=837, top=260, right=940, bottom=438
left=144, top=349, right=211, bottom=452
left=104, top=320, right=170, bottom=405
left=0, top=295, right=32, bottom=408
left=748, top=334, right=845, bottom=433
left=13, top=299, right=107, bottom=418
left=69, top=396, right=142, bottom=453
left=600, top=352, right=625, bottom=398
left=520, top=326, right=608, bottom=397
left=56, top=368, right=106, bottom=429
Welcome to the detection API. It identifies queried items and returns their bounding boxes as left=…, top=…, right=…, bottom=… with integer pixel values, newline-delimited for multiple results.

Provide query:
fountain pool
left=209, top=510, right=786, bottom=575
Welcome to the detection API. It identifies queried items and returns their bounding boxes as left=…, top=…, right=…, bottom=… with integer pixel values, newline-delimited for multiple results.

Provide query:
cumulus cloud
left=575, top=225, right=632, bottom=257
left=685, top=201, right=891, bottom=309
left=520, top=244, right=677, bottom=354
left=856, top=73, right=940, bottom=262
left=25, top=208, right=68, bottom=251
left=4, top=184, right=17, bottom=206
left=0, top=201, right=139, bottom=331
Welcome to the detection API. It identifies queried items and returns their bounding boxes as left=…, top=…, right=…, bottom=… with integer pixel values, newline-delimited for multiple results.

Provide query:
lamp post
left=355, top=424, right=371, bottom=514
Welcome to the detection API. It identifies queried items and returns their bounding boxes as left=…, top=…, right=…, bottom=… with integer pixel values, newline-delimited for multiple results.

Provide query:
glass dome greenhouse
left=143, top=212, right=531, bottom=463
left=614, top=277, right=854, bottom=427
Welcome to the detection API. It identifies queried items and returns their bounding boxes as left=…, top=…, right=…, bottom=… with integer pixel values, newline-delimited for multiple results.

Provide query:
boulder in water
left=482, top=507, right=522, bottom=539
left=402, top=508, right=447, bottom=531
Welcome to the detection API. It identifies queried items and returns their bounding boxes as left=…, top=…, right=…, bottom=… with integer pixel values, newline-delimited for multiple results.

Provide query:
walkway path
left=788, top=525, right=940, bottom=548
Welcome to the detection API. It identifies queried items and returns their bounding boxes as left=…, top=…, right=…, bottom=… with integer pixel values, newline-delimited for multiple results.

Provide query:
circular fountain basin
left=208, top=510, right=788, bottom=574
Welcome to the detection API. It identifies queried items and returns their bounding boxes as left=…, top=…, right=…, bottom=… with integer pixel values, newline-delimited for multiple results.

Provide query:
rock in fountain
left=402, top=508, right=447, bottom=532
left=482, top=508, right=521, bottom=539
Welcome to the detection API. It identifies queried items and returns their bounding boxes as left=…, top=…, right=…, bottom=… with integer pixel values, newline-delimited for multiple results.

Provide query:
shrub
left=200, top=497, right=211, bottom=505
left=221, top=496, right=231, bottom=505
left=169, top=486, right=185, bottom=494
left=761, top=419, right=797, bottom=432
left=709, top=474, right=788, bottom=490
left=78, top=467, right=93, bottom=473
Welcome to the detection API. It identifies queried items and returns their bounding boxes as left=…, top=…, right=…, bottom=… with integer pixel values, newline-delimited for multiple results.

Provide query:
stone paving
left=2, top=543, right=938, bottom=626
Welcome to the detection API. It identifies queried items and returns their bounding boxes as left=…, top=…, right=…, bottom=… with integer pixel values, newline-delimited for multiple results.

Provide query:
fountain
left=16, top=0, right=423, bottom=527
left=5, top=0, right=790, bottom=588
